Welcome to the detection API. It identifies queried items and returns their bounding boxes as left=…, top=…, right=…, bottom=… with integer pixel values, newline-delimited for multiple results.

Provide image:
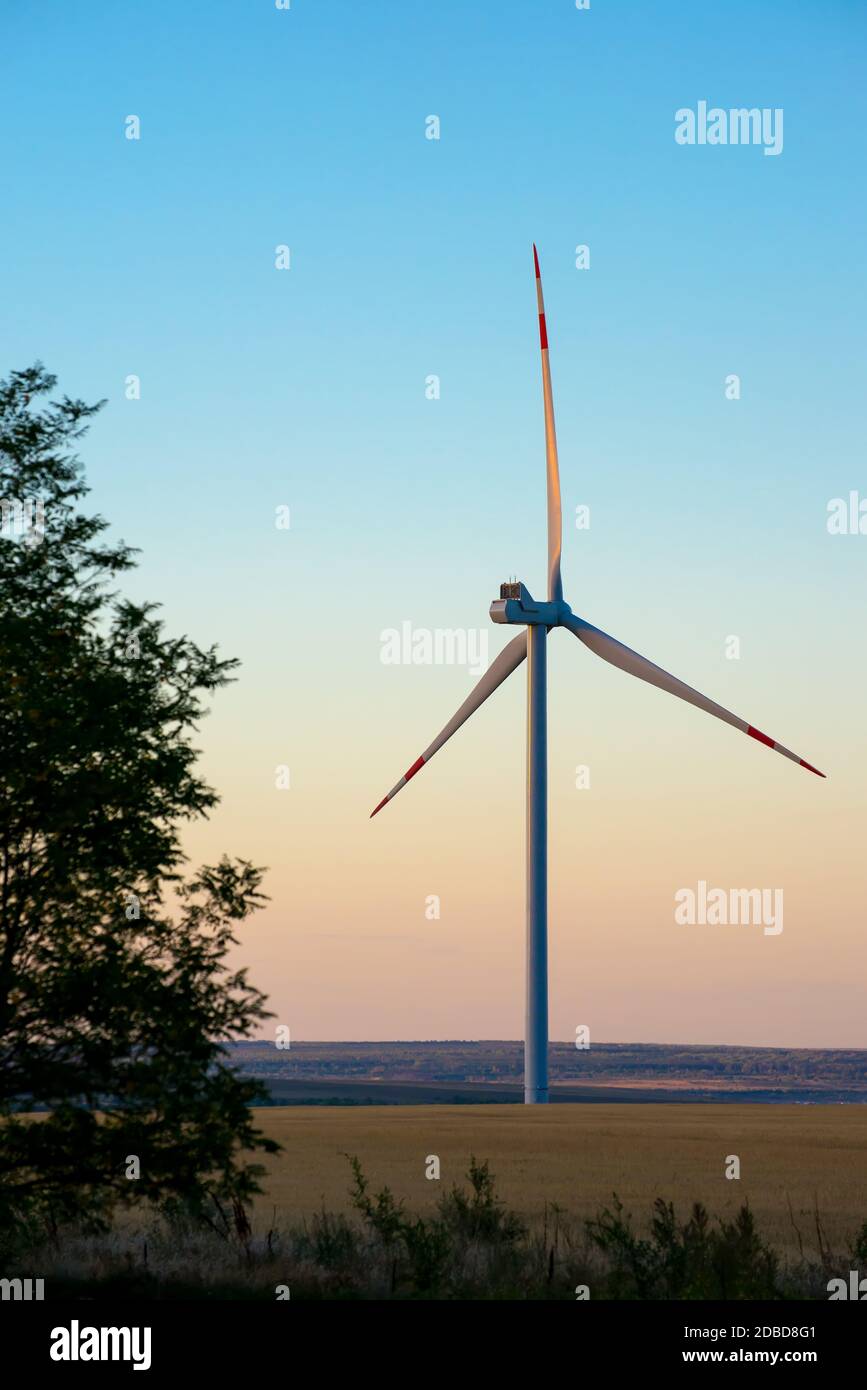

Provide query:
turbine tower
left=371, top=246, right=824, bottom=1105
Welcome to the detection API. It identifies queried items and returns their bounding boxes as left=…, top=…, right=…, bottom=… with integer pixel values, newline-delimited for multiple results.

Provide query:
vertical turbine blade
left=533, top=244, right=563, bottom=603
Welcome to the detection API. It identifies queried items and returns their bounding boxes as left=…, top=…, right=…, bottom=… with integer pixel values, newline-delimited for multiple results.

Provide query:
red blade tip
left=370, top=796, right=389, bottom=818
left=799, top=760, right=826, bottom=778
left=532, top=244, right=541, bottom=278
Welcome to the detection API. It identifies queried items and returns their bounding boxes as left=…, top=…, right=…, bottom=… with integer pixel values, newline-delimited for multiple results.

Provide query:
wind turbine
left=371, top=245, right=825, bottom=1105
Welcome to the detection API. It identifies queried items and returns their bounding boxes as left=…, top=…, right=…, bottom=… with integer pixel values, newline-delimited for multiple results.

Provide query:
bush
left=585, top=1194, right=779, bottom=1299
left=3, top=1161, right=860, bottom=1301
left=437, top=1156, right=525, bottom=1246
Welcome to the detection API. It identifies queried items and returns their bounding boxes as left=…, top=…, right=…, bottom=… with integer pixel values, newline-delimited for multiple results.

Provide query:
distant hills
left=229, top=1040, right=867, bottom=1106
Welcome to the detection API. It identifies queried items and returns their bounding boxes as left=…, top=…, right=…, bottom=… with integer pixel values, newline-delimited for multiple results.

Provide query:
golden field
left=252, top=1104, right=867, bottom=1257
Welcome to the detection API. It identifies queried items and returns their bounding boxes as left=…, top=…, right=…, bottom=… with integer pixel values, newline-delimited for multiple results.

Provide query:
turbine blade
left=370, top=630, right=529, bottom=816
left=533, top=244, right=563, bottom=603
left=564, top=613, right=825, bottom=777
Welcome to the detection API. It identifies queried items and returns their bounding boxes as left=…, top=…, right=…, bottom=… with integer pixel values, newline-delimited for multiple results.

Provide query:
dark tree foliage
left=0, top=364, right=278, bottom=1234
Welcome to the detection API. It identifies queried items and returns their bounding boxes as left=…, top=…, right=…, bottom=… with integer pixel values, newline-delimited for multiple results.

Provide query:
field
left=253, top=1103, right=867, bottom=1259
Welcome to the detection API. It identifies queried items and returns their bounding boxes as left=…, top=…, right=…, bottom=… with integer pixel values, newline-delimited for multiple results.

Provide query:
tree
left=0, top=364, right=278, bottom=1235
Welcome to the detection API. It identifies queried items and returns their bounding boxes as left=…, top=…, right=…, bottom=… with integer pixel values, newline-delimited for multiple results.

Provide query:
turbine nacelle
left=490, top=581, right=571, bottom=628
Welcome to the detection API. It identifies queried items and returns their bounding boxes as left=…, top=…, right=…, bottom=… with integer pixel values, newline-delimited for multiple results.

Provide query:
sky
left=2, top=0, right=865, bottom=1047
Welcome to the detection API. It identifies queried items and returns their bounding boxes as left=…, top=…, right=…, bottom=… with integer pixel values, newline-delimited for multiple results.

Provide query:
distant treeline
left=228, top=1040, right=867, bottom=1095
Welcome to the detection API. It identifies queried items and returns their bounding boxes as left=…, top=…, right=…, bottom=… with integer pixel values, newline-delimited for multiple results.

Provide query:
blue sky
left=3, top=1, right=864, bottom=609
left=2, top=1, right=865, bottom=1044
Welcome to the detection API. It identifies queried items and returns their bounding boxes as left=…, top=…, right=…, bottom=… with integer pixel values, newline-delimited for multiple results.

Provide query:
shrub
left=586, top=1194, right=779, bottom=1299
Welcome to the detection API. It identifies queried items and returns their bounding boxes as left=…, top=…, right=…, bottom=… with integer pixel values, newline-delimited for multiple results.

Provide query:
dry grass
left=251, top=1103, right=867, bottom=1260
